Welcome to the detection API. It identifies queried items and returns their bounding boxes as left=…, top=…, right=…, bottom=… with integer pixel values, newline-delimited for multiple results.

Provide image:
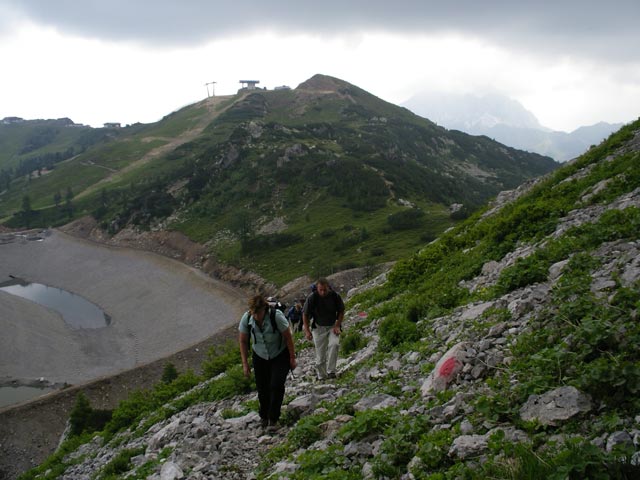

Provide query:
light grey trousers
left=312, top=325, right=340, bottom=378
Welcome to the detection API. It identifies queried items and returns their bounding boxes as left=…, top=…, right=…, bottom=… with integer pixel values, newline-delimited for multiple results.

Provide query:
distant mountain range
left=402, top=92, right=624, bottom=162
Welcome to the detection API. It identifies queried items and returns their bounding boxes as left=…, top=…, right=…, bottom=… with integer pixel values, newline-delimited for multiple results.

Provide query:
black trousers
left=291, top=318, right=303, bottom=332
left=252, top=348, right=291, bottom=423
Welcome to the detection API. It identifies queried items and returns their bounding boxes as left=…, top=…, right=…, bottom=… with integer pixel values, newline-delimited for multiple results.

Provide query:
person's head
left=248, top=295, right=268, bottom=319
left=316, top=278, right=330, bottom=297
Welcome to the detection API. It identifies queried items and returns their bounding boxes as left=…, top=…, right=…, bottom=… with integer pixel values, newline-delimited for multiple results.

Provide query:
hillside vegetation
left=1, top=75, right=556, bottom=286
left=18, top=118, right=640, bottom=479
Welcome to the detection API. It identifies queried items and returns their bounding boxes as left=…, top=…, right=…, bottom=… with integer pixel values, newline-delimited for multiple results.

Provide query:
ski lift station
left=239, top=80, right=260, bottom=90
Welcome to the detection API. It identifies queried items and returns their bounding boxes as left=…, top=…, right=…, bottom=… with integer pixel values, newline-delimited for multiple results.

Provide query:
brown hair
left=248, top=295, right=268, bottom=315
left=316, top=277, right=330, bottom=287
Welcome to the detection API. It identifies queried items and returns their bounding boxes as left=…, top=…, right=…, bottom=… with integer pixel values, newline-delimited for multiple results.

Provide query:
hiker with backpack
left=286, top=299, right=304, bottom=333
left=303, top=278, right=345, bottom=380
left=239, top=294, right=296, bottom=431
left=267, top=296, right=287, bottom=314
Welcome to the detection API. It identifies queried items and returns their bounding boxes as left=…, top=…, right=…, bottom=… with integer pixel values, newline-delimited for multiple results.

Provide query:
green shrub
left=287, top=415, right=326, bottom=448
left=241, top=232, right=303, bottom=253
left=98, top=447, right=145, bottom=479
left=341, top=329, right=368, bottom=355
left=387, top=208, right=425, bottom=231
left=558, top=439, right=639, bottom=478
left=405, top=296, right=428, bottom=323
left=495, top=255, right=549, bottom=294
left=376, top=413, right=432, bottom=475
left=378, top=313, right=419, bottom=351
left=202, top=340, right=241, bottom=378
left=103, top=390, right=151, bottom=437
left=17, top=434, right=95, bottom=480
left=413, top=429, right=454, bottom=471
left=339, top=408, right=395, bottom=442
left=68, top=392, right=112, bottom=437
left=161, top=363, right=179, bottom=384
left=289, top=445, right=361, bottom=479
left=68, top=393, right=92, bottom=437
left=103, top=370, right=201, bottom=439
left=202, top=365, right=252, bottom=402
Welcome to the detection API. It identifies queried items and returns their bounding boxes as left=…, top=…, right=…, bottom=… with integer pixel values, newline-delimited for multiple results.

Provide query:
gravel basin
left=0, top=230, right=245, bottom=387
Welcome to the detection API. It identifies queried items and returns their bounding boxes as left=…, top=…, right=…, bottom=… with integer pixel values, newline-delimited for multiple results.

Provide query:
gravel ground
left=0, top=230, right=246, bottom=387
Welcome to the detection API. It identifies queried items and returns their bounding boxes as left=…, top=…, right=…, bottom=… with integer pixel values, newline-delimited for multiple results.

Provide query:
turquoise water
left=0, top=282, right=110, bottom=329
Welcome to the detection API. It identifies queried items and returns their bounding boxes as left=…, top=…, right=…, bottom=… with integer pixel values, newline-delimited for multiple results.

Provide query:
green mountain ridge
left=1, top=74, right=557, bottom=285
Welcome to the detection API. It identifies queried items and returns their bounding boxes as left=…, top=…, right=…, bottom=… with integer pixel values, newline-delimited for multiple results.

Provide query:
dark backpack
left=286, top=305, right=302, bottom=322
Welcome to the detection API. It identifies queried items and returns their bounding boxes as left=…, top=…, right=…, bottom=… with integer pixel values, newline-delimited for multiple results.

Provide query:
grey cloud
left=1, top=0, right=639, bottom=62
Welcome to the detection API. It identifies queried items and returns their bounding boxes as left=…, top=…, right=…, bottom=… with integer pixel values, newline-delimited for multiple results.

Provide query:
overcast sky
left=1, top=0, right=638, bottom=132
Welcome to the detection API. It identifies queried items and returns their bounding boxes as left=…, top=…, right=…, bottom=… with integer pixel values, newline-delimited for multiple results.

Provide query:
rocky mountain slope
left=18, top=119, right=640, bottom=479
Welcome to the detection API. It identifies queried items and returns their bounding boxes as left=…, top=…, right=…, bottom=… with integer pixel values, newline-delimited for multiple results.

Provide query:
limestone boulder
left=520, top=386, right=591, bottom=426
left=353, top=393, right=399, bottom=412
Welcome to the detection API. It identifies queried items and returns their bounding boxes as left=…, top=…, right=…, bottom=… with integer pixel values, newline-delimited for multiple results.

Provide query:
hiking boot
left=266, top=421, right=280, bottom=433
left=327, top=372, right=337, bottom=379
left=260, top=417, right=268, bottom=429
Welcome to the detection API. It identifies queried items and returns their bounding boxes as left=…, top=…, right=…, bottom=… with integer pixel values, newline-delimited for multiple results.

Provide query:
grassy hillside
left=0, top=99, right=231, bottom=220
left=0, top=118, right=89, bottom=170
left=1, top=75, right=557, bottom=286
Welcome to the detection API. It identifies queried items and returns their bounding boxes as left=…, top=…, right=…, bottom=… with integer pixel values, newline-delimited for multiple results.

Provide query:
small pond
left=0, top=280, right=110, bottom=329
left=0, top=385, right=56, bottom=409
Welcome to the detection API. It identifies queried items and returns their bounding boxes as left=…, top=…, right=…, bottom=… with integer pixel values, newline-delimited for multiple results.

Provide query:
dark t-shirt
left=304, top=291, right=345, bottom=327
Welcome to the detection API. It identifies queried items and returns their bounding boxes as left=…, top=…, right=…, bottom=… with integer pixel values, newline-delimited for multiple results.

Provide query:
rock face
left=448, top=434, right=488, bottom=459
left=520, top=386, right=592, bottom=426
left=159, top=461, right=184, bottom=480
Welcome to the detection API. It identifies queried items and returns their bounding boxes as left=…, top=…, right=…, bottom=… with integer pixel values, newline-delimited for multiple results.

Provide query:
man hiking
left=302, top=278, right=345, bottom=380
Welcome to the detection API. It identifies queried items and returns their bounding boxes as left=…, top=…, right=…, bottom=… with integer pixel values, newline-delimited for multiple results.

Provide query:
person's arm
left=333, top=310, right=344, bottom=335
left=302, top=312, right=312, bottom=340
left=239, top=332, right=251, bottom=378
left=302, top=297, right=313, bottom=340
left=282, top=329, right=297, bottom=371
left=332, top=293, right=345, bottom=335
